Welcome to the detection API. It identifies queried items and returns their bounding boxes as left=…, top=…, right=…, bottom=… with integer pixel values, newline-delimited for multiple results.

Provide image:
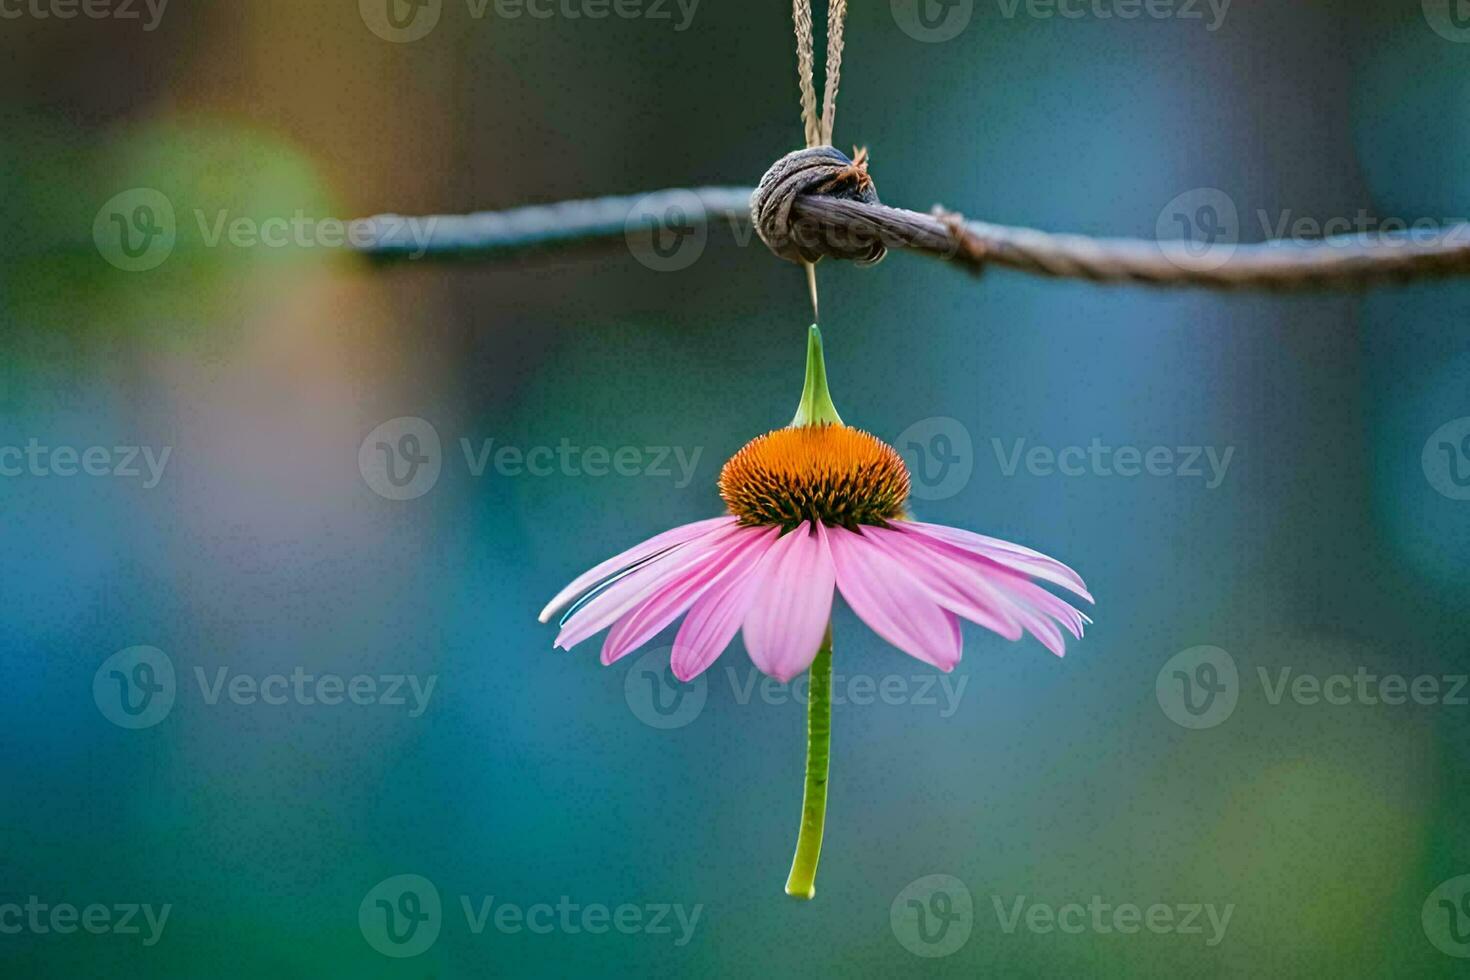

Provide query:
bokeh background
left=3, top=0, right=1470, bottom=975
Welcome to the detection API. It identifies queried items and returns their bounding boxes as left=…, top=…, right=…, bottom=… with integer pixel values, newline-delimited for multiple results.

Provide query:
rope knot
left=751, top=145, right=887, bottom=266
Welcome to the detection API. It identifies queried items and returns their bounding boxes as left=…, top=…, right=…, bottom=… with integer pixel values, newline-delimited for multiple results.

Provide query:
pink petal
left=538, top=516, right=737, bottom=623
left=554, top=523, right=745, bottom=651
left=741, top=522, right=836, bottom=682
left=670, top=532, right=781, bottom=681
left=600, top=526, right=779, bottom=667
left=896, top=524, right=1089, bottom=658
left=905, top=521, right=1093, bottom=603
left=826, top=525, right=963, bottom=672
left=860, top=525, right=1024, bottom=641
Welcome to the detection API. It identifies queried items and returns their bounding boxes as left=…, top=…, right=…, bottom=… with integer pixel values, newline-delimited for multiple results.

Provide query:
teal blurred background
left=3, top=0, right=1470, bottom=976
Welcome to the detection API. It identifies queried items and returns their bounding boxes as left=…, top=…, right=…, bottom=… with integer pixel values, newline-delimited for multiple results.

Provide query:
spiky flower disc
left=719, top=423, right=911, bottom=529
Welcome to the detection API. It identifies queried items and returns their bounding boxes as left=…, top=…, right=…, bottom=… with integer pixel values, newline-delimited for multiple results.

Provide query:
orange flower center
left=718, top=423, right=911, bottom=529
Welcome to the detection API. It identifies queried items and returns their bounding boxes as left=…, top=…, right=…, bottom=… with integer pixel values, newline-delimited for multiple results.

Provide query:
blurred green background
left=2, top=0, right=1470, bottom=976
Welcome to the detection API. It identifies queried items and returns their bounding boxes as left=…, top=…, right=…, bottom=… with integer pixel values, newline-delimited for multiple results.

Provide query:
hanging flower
left=540, top=326, right=1092, bottom=679
left=539, top=324, right=1093, bottom=899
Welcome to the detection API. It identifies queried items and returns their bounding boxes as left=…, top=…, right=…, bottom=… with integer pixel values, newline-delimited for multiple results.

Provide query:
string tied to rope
left=751, top=145, right=887, bottom=266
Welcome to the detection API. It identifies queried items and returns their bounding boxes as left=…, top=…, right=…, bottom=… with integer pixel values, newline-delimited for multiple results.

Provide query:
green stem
left=784, top=623, right=833, bottom=900
left=789, top=324, right=845, bottom=428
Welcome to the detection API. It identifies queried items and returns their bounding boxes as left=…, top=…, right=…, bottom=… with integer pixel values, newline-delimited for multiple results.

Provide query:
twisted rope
left=792, top=0, right=820, bottom=148
left=354, top=187, right=1470, bottom=290
left=819, top=0, right=847, bottom=146
left=793, top=0, right=848, bottom=148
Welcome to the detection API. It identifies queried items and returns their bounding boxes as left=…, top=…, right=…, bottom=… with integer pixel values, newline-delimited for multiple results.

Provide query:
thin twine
left=792, top=0, right=849, bottom=320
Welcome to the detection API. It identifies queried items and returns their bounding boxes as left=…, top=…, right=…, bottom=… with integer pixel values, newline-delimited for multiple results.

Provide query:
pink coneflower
left=540, top=325, right=1093, bottom=899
